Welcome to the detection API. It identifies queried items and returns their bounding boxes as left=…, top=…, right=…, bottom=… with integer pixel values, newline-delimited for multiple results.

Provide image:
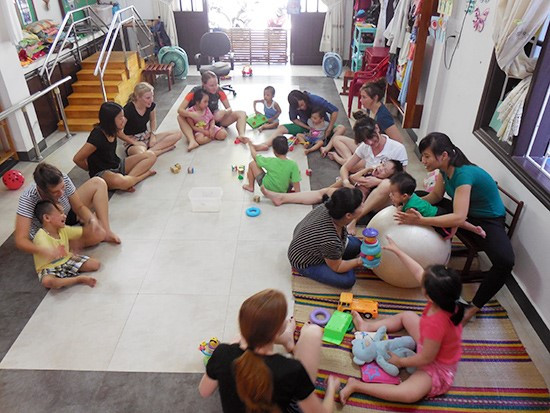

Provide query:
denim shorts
left=95, top=158, right=126, bottom=178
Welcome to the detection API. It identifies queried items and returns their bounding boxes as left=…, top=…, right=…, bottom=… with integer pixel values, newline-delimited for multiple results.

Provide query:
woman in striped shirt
left=288, top=187, right=364, bottom=288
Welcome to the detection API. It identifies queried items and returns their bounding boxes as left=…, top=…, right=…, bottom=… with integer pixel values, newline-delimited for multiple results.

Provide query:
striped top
left=16, top=174, right=76, bottom=238
left=288, top=205, right=346, bottom=269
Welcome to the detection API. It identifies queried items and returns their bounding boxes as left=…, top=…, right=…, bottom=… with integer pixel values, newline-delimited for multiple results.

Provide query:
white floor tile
left=107, top=294, right=228, bottom=372
left=140, top=239, right=237, bottom=295
left=0, top=293, right=136, bottom=370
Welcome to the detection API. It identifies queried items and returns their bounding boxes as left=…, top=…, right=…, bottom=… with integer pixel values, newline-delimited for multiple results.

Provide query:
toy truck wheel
left=362, top=312, right=373, bottom=319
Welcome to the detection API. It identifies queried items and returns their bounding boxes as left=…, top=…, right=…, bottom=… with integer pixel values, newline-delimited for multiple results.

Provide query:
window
left=302, top=0, right=327, bottom=13
left=474, top=18, right=550, bottom=209
left=174, top=0, right=204, bottom=12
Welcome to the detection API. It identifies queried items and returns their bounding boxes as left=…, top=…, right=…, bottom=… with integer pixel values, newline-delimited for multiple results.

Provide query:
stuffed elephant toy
left=351, top=326, right=417, bottom=376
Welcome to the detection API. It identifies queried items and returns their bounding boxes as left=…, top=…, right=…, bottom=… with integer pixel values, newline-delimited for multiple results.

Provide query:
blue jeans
left=297, top=236, right=361, bottom=289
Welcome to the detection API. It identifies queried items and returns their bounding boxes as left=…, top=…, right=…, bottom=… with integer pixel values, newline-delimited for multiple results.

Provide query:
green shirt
left=442, top=165, right=505, bottom=218
left=256, top=155, right=301, bottom=193
left=402, top=193, right=438, bottom=217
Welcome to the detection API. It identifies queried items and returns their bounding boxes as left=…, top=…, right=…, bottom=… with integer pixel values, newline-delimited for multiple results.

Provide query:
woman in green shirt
left=395, top=132, right=514, bottom=324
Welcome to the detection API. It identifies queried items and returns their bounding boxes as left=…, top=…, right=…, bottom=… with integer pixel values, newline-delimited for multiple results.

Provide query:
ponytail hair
left=233, top=289, right=287, bottom=413
left=423, top=265, right=464, bottom=325
left=419, top=132, right=473, bottom=167
left=33, top=163, right=63, bottom=202
left=201, top=70, right=218, bottom=85
left=361, top=78, right=387, bottom=101
left=127, top=82, right=154, bottom=105
left=322, top=187, right=363, bottom=220
left=353, top=117, right=378, bottom=144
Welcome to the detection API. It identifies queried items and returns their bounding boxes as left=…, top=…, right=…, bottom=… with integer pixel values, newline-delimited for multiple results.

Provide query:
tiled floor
left=0, top=64, right=548, bottom=412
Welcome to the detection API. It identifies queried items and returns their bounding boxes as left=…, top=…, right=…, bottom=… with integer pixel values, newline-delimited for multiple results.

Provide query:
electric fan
left=322, top=52, right=343, bottom=78
left=158, top=46, right=189, bottom=79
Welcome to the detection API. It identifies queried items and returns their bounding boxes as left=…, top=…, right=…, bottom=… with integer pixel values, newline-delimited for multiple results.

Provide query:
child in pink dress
left=340, top=236, right=463, bottom=405
left=186, top=89, right=228, bottom=146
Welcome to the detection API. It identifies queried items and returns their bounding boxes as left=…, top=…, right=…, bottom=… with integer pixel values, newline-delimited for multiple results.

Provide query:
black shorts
left=65, top=209, right=80, bottom=226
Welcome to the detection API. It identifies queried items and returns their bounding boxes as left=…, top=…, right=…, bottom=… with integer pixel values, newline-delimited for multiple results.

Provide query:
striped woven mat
left=292, top=269, right=550, bottom=412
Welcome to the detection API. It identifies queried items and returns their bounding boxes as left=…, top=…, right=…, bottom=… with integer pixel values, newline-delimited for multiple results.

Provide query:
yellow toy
left=199, top=337, right=219, bottom=365
left=337, top=292, right=378, bottom=319
left=195, top=121, right=207, bottom=128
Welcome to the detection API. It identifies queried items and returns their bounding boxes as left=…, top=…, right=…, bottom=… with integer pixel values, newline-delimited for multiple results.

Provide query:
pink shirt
left=419, top=302, right=463, bottom=365
left=188, top=105, right=214, bottom=128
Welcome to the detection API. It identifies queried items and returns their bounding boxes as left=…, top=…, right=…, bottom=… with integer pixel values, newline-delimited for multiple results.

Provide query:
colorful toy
left=246, top=113, right=268, bottom=129
left=351, top=326, right=416, bottom=376
left=309, top=307, right=331, bottom=327
left=245, top=206, right=261, bottom=217
left=170, top=163, right=181, bottom=174
left=287, top=136, right=298, bottom=151
left=238, top=175, right=244, bottom=180
left=195, top=120, right=207, bottom=128
left=305, top=169, right=312, bottom=176
left=231, top=165, right=238, bottom=172
left=187, top=166, right=194, bottom=174
left=337, top=292, right=378, bottom=319
left=237, top=165, right=245, bottom=174
left=234, top=138, right=241, bottom=144
left=242, top=65, right=253, bottom=76
left=361, top=362, right=401, bottom=384
left=322, top=310, right=352, bottom=345
left=253, top=195, right=261, bottom=203
left=2, top=170, right=25, bottom=190
left=360, top=228, right=382, bottom=269
left=199, top=337, right=219, bottom=365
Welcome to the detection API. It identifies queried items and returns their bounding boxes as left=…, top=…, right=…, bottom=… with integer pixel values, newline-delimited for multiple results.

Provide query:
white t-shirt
left=354, top=134, right=408, bottom=168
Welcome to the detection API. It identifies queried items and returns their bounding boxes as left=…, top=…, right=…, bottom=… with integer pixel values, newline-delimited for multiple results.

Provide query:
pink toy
left=2, top=170, right=25, bottom=190
left=305, top=169, right=312, bottom=176
left=361, top=362, right=401, bottom=384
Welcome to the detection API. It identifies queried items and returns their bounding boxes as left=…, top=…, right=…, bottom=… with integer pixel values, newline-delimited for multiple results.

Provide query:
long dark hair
left=419, top=132, right=472, bottom=167
left=361, top=77, right=387, bottom=101
left=191, top=89, right=208, bottom=107
left=233, top=289, right=287, bottom=413
left=288, top=90, right=310, bottom=118
left=33, top=163, right=63, bottom=202
left=322, top=187, right=363, bottom=220
left=97, top=101, right=123, bottom=137
left=423, top=265, right=464, bottom=325
left=353, top=117, right=378, bottom=144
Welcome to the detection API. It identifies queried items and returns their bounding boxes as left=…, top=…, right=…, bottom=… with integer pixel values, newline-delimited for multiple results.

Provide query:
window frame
left=473, top=28, right=550, bottom=210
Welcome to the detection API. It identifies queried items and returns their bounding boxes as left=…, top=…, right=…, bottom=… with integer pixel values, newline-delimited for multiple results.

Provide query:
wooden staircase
left=60, top=51, right=145, bottom=132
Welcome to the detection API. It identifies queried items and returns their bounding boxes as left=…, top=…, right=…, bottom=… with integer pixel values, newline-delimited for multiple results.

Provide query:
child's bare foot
left=188, top=141, right=199, bottom=151
left=462, top=305, right=480, bottom=325
left=261, top=186, right=283, bottom=206
left=475, top=226, right=486, bottom=238
left=304, top=149, right=312, bottom=155
left=148, top=170, right=157, bottom=177
left=78, top=275, right=97, bottom=287
left=340, top=377, right=360, bottom=405
left=277, top=316, right=296, bottom=353
left=327, top=152, right=336, bottom=161
left=242, top=184, right=254, bottom=192
left=104, top=230, right=121, bottom=244
left=351, top=310, right=373, bottom=331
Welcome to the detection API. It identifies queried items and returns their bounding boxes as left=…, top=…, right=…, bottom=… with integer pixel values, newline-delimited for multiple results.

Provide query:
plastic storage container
left=91, top=4, right=113, bottom=26
left=188, top=187, right=223, bottom=212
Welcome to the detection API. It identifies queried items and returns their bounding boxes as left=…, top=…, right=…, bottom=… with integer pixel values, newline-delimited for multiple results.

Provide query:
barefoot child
left=186, top=89, right=228, bottom=146
left=340, top=236, right=464, bottom=405
left=241, top=135, right=301, bottom=194
left=389, top=172, right=486, bottom=239
left=199, top=289, right=340, bottom=413
left=32, top=200, right=100, bottom=289
left=296, top=107, right=329, bottom=155
left=253, top=86, right=281, bottom=131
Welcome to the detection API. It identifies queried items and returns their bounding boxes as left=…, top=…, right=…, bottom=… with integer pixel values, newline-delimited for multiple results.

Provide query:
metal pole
left=120, top=24, right=130, bottom=75
left=54, top=87, right=72, bottom=138
left=21, top=106, right=43, bottom=161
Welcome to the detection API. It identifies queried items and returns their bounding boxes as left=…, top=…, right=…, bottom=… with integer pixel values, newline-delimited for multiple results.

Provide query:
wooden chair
left=347, top=55, right=390, bottom=117
left=142, top=62, right=175, bottom=91
left=454, top=185, right=524, bottom=282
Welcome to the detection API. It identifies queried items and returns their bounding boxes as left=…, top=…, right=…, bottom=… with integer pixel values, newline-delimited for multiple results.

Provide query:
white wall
left=415, top=0, right=550, bottom=326
left=35, top=1, right=64, bottom=22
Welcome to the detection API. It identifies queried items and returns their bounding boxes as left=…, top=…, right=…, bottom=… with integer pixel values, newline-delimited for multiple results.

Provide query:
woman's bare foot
left=188, top=141, right=199, bottom=151
left=261, top=185, right=283, bottom=206
left=123, top=186, right=136, bottom=193
left=347, top=220, right=357, bottom=236
left=242, top=184, right=254, bottom=192
left=148, top=170, right=157, bottom=177
left=277, top=317, right=297, bottom=353
left=78, top=275, right=97, bottom=287
left=351, top=310, right=374, bottom=331
left=340, top=377, right=360, bottom=405
left=104, top=230, right=121, bottom=244
left=474, top=226, right=486, bottom=238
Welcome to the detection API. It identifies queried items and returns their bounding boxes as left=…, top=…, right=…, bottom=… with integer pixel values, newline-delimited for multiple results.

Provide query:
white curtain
left=319, top=0, right=346, bottom=56
left=153, top=0, right=178, bottom=47
left=493, top=0, right=550, bottom=143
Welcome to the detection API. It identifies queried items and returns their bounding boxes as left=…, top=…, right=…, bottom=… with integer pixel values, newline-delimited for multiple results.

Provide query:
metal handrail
left=39, top=5, right=110, bottom=82
left=94, top=6, right=153, bottom=101
left=0, top=76, right=73, bottom=161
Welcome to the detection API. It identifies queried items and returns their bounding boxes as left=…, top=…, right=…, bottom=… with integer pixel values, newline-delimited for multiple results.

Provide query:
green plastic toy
left=322, top=310, right=353, bottom=345
left=246, top=113, right=268, bottom=129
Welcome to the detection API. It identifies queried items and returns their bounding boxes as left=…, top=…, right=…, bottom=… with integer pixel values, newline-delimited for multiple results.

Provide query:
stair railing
left=94, top=6, right=154, bottom=101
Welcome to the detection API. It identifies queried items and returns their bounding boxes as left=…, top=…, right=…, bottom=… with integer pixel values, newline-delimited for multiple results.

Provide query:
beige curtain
left=319, top=0, right=346, bottom=56
left=493, top=0, right=550, bottom=143
left=153, top=0, right=178, bottom=47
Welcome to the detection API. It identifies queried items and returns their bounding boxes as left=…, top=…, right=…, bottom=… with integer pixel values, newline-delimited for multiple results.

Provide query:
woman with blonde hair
left=199, top=289, right=339, bottom=413
left=120, top=82, right=182, bottom=156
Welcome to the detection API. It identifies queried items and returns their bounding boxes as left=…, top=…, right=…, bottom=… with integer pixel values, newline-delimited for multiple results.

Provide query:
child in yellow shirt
left=32, top=200, right=100, bottom=289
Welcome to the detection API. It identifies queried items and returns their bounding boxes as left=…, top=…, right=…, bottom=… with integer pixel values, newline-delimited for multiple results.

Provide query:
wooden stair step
left=65, top=105, right=102, bottom=118
left=72, top=80, right=123, bottom=93
left=68, top=92, right=117, bottom=105
left=78, top=69, right=127, bottom=81
left=58, top=118, right=98, bottom=132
